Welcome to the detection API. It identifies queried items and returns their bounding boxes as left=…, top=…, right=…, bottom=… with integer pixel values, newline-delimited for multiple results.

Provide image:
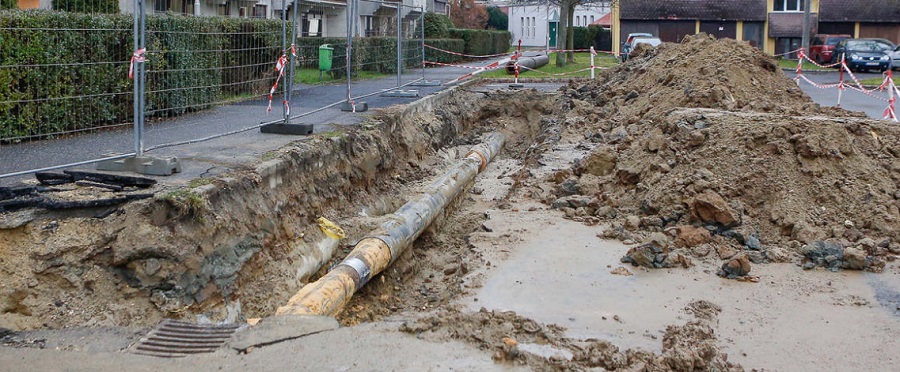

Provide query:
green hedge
left=1, top=0, right=16, bottom=10
left=53, top=0, right=119, bottom=13
left=448, top=28, right=511, bottom=56
left=424, top=13, right=454, bottom=39
left=573, top=26, right=605, bottom=49
left=0, top=10, right=283, bottom=139
left=424, top=38, right=465, bottom=64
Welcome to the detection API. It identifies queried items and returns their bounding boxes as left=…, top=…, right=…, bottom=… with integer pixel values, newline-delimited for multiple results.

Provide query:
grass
left=859, top=76, right=898, bottom=87
left=776, top=58, right=833, bottom=71
left=294, top=68, right=388, bottom=85
left=478, top=52, right=619, bottom=79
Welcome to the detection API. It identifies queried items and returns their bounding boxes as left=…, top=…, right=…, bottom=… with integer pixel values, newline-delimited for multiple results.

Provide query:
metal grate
left=130, top=319, right=240, bottom=358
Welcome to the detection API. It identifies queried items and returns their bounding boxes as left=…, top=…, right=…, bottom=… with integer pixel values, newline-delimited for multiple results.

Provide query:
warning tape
left=128, top=48, right=146, bottom=79
left=424, top=44, right=514, bottom=59
left=266, top=45, right=297, bottom=114
left=797, top=74, right=842, bottom=89
left=424, top=61, right=500, bottom=70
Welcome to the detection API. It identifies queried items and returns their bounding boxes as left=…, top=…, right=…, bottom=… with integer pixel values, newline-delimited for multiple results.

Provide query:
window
left=531, top=17, right=536, bottom=39
left=590, top=15, right=595, bottom=24
left=362, top=15, right=375, bottom=36
left=155, top=0, right=170, bottom=13
left=583, top=16, right=588, bottom=26
left=521, top=17, right=525, bottom=38
left=774, top=0, right=804, bottom=12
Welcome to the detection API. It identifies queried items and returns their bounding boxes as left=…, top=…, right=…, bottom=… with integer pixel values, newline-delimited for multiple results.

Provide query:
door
left=700, top=21, right=737, bottom=39
left=549, top=22, right=558, bottom=48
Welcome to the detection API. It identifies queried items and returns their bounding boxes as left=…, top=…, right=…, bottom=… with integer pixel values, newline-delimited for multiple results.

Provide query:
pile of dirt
left=535, top=34, right=899, bottom=274
left=400, top=300, right=743, bottom=371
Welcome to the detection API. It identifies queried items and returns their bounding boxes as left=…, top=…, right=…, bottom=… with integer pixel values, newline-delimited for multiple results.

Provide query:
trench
left=0, top=85, right=559, bottom=330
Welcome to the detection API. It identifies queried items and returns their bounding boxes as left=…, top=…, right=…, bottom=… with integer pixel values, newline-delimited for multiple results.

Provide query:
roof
left=590, top=13, right=612, bottom=27
left=620, top=0, right=767, bottom=21
left=819, top=0, right=900, bottom=23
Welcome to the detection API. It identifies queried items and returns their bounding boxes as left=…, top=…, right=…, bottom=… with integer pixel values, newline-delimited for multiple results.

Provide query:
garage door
left=658, top=21, right=696, bottom=43
left=859, top=23, right=900, bottom=44
left=700, top=21, right=737, bottom=39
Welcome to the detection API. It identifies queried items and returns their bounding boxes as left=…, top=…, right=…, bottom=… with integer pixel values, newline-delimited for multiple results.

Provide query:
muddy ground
left=1, top=34, right=899, bottom=371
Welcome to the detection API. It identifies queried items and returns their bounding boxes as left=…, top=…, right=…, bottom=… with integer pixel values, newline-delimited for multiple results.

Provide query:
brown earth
left=537, top=34, right=900, bottom=273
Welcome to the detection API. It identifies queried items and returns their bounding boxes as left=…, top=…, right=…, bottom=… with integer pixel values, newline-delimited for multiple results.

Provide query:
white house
left=507, top=2, right=609, bottom=48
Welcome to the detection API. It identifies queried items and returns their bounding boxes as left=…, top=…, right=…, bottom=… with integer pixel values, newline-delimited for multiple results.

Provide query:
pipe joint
left=339, top=257, right=372, bottom=288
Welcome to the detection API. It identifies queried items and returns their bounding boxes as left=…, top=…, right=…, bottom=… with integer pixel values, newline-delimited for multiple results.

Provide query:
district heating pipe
left=276, top=133, right=506, bottom=317
left=505, top=55, right=550, bottom=74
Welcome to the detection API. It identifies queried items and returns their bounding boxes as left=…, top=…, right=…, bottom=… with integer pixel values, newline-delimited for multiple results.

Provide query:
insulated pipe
left=505, top=55, right=550, bottom=74
left=276, top=133, right=506, bottom=317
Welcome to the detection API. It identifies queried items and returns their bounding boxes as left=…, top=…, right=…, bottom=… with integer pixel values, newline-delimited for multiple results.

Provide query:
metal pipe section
left=506, top=55, right=549, bottom=74
left=276, top=133, right=506, bottom=317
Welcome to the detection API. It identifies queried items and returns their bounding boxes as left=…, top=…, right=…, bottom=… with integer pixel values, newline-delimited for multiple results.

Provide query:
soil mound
left=545, top=34, right=899, bottom=270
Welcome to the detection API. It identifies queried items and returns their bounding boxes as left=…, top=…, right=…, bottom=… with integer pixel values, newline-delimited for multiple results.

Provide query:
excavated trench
left=0, top=86, right=558, bottom=331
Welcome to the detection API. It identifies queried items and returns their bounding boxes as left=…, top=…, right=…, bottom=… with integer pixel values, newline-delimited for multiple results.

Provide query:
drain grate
left=130, top=319, right=240, bottom=358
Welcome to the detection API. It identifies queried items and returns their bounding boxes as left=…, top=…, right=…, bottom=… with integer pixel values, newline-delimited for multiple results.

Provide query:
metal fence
left=0, top=0, right=434, bottom=182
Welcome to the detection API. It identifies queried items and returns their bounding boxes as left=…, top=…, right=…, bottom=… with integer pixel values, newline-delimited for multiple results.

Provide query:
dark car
left=809, top=34, right=850, bottom=64
left=833, top=39, right=891, bottom=72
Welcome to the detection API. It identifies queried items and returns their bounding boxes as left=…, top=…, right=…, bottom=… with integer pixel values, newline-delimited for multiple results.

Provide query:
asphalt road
left=792, top=70, right=895, bottom=119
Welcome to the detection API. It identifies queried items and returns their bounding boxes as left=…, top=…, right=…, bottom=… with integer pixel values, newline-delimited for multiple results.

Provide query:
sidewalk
left=0, top=61, right=497, bottom=187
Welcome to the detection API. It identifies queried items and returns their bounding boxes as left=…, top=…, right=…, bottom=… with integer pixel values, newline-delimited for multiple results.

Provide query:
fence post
left=411, top=7, right=440, bottom=87
left=284, top=0, right=299, bottom=123
left=133, top=0, right=145, bottom=157
left=341, top=0, right=368, bottom=111
left=260, top=0, right=313, bottom=135
left=382, top=4, right=418, bottom=97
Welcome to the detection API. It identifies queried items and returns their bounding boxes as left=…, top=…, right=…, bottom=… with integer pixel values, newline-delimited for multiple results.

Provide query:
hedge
left=448, top=28, right=511, bottom=57
left=424, top=38, right=465, bottom=64
left=424, top=13, right=454, bottom=39
left=53, top=0, right=119, bottom=13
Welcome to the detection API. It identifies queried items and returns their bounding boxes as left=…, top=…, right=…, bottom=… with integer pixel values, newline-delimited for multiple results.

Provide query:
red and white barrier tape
left=129, top=48, right=146, bottom=79
left=797, top=74, right=842, bottom=89
left=424, top=44, right=514, bottom=59
left=424, top=61, right=501, bottom=70
left=266, top=45, right=297, bottom=114
left=772, top=48, right=803, bottom=58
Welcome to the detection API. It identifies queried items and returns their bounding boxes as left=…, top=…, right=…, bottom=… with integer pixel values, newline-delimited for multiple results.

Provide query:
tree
left=450, top=0, right=489, bottom=30
left=486, top=6, right=509, bottom=31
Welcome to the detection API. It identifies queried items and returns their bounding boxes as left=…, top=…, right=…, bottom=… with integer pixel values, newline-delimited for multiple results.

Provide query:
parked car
left=620, top=33, right=653, bottom=62
left=621, top=35, right=661, bottom=62
left=833, top=39, right=891, bottom=72
left=860, top=37, right=897, bottom=51
left=809, top=34, right=850, bottom=64
left=891, top=45, right=900, bottom=70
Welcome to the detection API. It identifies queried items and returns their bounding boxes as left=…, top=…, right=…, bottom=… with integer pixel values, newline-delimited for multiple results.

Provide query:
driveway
left=791, top=70, right=895, bottom=119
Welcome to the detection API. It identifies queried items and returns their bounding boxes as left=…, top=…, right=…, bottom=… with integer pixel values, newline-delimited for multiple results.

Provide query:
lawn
left=858, top=75, right=898, bottom=87
left=478, top=52, right=619, bottom=79
left=776, top=58, right=834, bottom=71
left=294, top=68, right=388, bottom=85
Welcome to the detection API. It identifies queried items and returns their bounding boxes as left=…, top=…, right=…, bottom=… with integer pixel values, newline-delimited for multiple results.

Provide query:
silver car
left=892, top=45, right=900, bottom=71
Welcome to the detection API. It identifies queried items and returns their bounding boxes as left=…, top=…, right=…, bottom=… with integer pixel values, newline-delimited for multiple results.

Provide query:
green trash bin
left=318, top=44, right=333, bottom=79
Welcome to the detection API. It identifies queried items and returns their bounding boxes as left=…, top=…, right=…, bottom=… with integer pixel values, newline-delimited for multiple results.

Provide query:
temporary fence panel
left=0, top=6, right=137, bottom=180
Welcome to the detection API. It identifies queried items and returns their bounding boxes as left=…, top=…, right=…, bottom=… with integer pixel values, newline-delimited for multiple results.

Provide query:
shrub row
left=424, top=38, right=466, bottom=64
left=424, top=13, right=454, bottom=39
left=448, top=28, right=511, bottom=56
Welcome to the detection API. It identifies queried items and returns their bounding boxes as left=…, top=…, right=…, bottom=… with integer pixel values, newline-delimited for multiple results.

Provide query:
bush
left=1, top=0, right=16, bottom=10
left=572, top=26, right=602, bottom=49
left=53, top=0, right=119, bottom=13
left=424, top=13, right=454, bottom=39
left=424, top=39, right=465, bottom=64
left=448, top=28, right=511, bottom=56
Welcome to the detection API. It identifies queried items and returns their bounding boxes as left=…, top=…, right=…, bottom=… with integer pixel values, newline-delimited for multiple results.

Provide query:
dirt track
left=1, top=34, right=899, bottom=371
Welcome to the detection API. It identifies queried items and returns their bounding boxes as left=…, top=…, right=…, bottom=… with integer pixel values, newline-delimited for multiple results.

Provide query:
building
left=610, top=0, right=900, bottom=56
left=507, top=2, right=610, bottom=48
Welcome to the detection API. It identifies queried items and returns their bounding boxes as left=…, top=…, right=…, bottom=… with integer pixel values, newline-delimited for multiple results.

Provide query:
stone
left=616, top=168, right=641, bottom=185
left=610, top=267, right=634, bottom=276
left=608, top=126, right=628, bottom=144
left=581, top=147, right=617, bottom=176
left=746, top=251, right=766, bottom=264
left=556, top=178, right=580, bottom=197
left=661, top=252, right=693, bottom=268
left=719, top=254, right=751, bottom=278
left=691, top=190, right=740, bottom=227
left=745, top=235, right=761, bottom=250
left=764, top=246, right=792, bottom=263
left=648, top=232, right=669, bottom=249
left=645, top=129, right=668, bottom=152
left=625, top=215, right=642, bottom=231
left=792, top=221, right=825, bottom=244
left=802, top=240, right=844, bottom=261
left=621, top=244, right=658, bottom=267
left=674, top=225, right=711, bottom=248
left=842, top=247, right=868, bottom=270
left=716, top=244, right=739, bottom=260
left=692, top=244, right=713, bottom=257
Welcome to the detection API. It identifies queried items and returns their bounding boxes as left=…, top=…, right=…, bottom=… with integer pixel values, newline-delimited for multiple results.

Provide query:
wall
left=508, top=4, right=609, bottom=48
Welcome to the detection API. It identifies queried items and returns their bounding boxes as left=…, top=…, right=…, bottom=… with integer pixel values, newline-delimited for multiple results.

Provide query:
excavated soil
left=541, top=34, right=900, bottom=271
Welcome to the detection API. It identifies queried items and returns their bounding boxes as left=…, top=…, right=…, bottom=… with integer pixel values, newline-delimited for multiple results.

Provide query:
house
left=507, top=2, right=610, bottom=48
left=610, top=0, right=900, bottom=56
left=12, top=0, right=435, bottom=39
